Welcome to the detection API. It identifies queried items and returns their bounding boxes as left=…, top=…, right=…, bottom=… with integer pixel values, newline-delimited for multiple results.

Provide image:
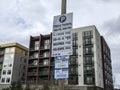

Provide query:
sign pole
left=61, top=0, right=66, bottom=14
left=58, top=1, right=67, bottom=90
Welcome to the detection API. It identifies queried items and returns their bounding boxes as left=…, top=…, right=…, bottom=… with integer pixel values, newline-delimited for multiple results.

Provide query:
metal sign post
left=52, top=0, right=73, bottom=90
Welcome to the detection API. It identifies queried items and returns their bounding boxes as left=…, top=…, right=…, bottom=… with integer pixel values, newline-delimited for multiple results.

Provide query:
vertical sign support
left=52, top=0, right=73, bottom=90
left=61, top=0, right=66, bottom=14
left=59, top=0, right=66, bottom=90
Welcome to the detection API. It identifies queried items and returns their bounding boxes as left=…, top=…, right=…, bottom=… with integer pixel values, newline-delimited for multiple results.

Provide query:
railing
left=40, top=46, right=50, bottom=50
left=28, top=72, right=37, bottom=76
left=30, top=47, right=39, bottom=51
left=29, top=64, right=37, bottom=67
left=29, top=56, right=38, bottom=59
left=39, top=71, right=49, bottom=76
left=39, top=63, right=49, bottom=67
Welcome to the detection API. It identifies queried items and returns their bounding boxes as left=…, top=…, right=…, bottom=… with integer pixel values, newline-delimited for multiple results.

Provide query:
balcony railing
left=29, top=56, right=38, bottom=60
left=28, top=72, right=37, bottom=76
left=39, top=55, right=49, bottom=58
left=30, top=47, right=39, bottom=51
left=39, top=71, right=49, bottom=76
left=39, top=63, right=49, bottom=67
left=28, top=64, right=37, bottom=67
left=40, top=46, right=50, bottom=50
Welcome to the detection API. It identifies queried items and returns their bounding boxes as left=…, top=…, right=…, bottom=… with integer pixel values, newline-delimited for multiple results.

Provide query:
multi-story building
left=26, top=34, right=54, bottom=86
left=0, top=43, right=28, bottom=89
left=26, top=25, right=113, bottom=90
left=101, top=36, right=114, bottom=90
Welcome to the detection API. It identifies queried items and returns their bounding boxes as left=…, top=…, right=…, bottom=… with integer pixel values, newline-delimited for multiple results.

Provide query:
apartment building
left=26, top=25, right=113, bottom=90
left=26, top=34, right=54, bottom=86
left=101, top=36, right=114, bottom=90
left=0, top=43, right=28, bottom=89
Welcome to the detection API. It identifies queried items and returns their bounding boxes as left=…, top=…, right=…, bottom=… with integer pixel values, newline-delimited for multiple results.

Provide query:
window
left=84, top=75, right=94, bottom=84
left=6, top=78, right=10, bottom=83
left=2, top=70, right=6, bottom=75
left=34, top=53, right=38, bottom=58
left=83, top=47, right=93, bottom=54
left=35, top=41, right=39, bottom=50
left=84, top=56, right=94, bottom=65
left=73, top=47, right=78, bottom=55
left=43, top=60, right=49, bottom=65
left=1, top=78, right=5, bottom=83
left=82, top=31, right=93, bottom=37
left=83, top=38, right=93, bottom=45
left=9, top=64, right=12, bottom=67
left=7, top=70, right=11, bottom=75
left=5, top=47, right=15, bottom=53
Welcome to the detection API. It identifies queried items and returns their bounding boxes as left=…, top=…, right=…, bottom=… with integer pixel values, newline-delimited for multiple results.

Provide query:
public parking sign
left=52, top=13, right=73, bottom=57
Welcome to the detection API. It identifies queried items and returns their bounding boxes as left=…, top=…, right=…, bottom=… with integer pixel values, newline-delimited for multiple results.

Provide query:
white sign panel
left=54, top=68, right=69, bottom=80
left=52, top=13, right=73, bottom=57
left=55, top=55, right=69, bottom=68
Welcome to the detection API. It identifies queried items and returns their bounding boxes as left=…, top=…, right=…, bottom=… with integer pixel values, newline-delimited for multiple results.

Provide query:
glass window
left=7, top=70, right=11, bottom=75
left=43, top=60, right=49, bottom=65
left=35, top=41, right=39, bottom=50
left=83, top=47, right=93, bottom=54
left=2, top=70, right=6, bottom=75
left=82, top=31, right=93, bottom=37
left=1, top=78, right=5, bottom=83
left=5, top=47, right=15, bottom=53
left=6, top=78, right=10, bottom=83
left=34, top=53, right=38, bottom=58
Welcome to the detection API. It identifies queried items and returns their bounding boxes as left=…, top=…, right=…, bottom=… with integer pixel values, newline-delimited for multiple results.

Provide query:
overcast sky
left=0, top=0, right=120, bottom=88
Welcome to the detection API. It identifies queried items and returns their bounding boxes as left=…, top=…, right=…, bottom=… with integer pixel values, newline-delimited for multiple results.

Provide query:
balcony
left=29, top=56, right=38, bottom=60
left=39, top=63, right=49, bottom=67
left=40, top=46, right=50, bottom=50
left=39, top=55, right=49, bottom=59
left=28, top=72, right=37, bottom=76
left=28, top=64, right=38, bottom=67
left=30, top=47, right=39, bottom=51
left=39, top=71, right=49, bottom=76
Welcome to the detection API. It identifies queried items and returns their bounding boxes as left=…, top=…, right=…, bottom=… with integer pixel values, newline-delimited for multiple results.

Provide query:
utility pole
left=58, top=0, right=67, bottom=90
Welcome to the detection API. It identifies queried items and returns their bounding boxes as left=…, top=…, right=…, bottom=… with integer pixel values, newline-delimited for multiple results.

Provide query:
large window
left=7, top=70, right=11, bottom=75
left=83, top=38, right=93, bottom=45
left=82, top=31, right=93, bottom=37
left=1, top=78, right=5, bottom=83
left=6, top=78, right=10, bottom=83
left=84, top=56, right=94, bottom=65
left=84, top=76, right=94, bottom=84
left=5, top=47, right=15, bottom=53
left=35, top=41, right=39, bottom=50
left=2, top=70, right=6, bottom=75
left=83, top=47, right=93, bottom=54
